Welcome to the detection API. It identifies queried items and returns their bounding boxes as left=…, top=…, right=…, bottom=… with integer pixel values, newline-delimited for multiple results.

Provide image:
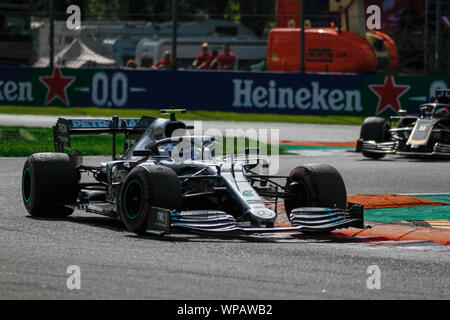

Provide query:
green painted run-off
left=365, top=194, right=450, bottom=223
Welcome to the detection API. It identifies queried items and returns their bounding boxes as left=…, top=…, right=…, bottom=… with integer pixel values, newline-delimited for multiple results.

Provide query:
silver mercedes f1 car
left=357, top=89, right=450, bottom=159
left=22, top=110, right=364, bottom=236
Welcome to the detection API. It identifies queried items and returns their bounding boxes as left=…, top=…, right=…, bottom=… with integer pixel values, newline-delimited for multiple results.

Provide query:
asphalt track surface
left=1, top=115, right=450, bottom=299
left=1, top=151, right=450, bottom=300
left=0, top=113, right=359, bottom=142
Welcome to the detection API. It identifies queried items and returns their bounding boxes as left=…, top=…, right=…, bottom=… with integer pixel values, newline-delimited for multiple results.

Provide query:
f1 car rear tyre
left=284, top=164, right=347, bottom=218
left=119, top=164, right=182, bottom=234
left=22, top=153, right=78, bottom=217
left=359, top=117, right=390, bottom=159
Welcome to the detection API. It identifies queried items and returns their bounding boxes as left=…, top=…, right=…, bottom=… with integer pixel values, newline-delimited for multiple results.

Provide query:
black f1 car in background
left=22, top=110, right=364, bottom=236
left=357, top=89, right=450, bottom=159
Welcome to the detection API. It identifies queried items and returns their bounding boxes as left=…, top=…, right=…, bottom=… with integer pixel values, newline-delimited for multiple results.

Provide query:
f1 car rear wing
left=436, top=89, right=450, bottom=96
left=53, top=116, right=155, bottom=160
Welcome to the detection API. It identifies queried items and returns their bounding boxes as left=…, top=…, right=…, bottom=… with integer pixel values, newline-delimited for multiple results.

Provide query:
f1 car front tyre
left=22, top=153, right=78, bottom=217
left=284, top=164, right=347, bottom=218
left=118, top=164, right=182, bottom=234
left=359, top=117, right=390, bottom=159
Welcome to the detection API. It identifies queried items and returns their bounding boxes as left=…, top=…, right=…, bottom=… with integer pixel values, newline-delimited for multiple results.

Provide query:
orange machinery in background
left=268, top=0, right=399, bottom=73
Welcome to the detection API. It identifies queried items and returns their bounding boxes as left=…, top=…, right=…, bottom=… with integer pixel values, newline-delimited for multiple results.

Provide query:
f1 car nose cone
left=247, top=208, right=277, bottom=222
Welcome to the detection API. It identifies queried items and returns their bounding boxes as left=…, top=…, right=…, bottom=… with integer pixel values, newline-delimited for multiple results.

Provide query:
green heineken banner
left=0, top=66, right=448, bottom=116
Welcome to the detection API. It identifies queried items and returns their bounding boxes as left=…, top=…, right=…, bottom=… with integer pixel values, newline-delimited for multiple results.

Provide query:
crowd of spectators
left=152, top=50, right=173, bottom=70
left=125, top=43, right=236, bottom=71
left=192, top=42, right=235, bottom=71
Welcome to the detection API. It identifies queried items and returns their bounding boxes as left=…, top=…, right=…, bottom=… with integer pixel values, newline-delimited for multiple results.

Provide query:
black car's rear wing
left=53, top=116, right=154, bottom=160
left=436, top=89, right=450, bottom=96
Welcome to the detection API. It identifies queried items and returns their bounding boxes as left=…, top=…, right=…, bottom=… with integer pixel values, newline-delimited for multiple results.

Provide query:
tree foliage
left=29, top=0, right=275, bottom=37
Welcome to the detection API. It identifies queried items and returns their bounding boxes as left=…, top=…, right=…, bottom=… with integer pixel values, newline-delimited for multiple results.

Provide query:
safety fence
left=1, top=0, right=448, bottom=75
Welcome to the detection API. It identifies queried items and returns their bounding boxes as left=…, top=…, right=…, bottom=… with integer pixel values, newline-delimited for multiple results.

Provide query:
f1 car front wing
left=145, top=203, right=364, bottom=235
left=358, top=139, right=397, bottom=154
left=359, top=139, right=450, bottom=157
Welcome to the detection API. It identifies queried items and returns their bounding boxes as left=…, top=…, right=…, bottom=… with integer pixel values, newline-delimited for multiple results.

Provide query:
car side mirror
left=133, top=150, right=152, bottom=157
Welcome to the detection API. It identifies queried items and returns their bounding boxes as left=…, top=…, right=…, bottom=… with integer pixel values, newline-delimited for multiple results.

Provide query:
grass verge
left=0, top=126, right=290, bottom=157
left=0, top=105, right=366, bottom=125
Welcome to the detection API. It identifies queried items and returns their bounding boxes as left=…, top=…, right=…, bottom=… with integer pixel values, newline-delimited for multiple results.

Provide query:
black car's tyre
left=22, top=153, right=78, bottom=217
left=284, top=164, right=347, bottom=218
left=360, top=117, right=390, bottom=159
left=360, top=117, right=388, bottom=141
left=118, top=164, right=182, bottom=234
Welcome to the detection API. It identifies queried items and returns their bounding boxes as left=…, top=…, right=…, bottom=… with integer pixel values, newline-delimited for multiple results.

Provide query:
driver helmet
left=436, top=107, right=449, bottom=119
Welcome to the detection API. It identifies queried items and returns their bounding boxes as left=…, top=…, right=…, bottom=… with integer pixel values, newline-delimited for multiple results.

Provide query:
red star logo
left=39, top=68, right=75, bottom=105
left=369, top=76, right=410, bottom=114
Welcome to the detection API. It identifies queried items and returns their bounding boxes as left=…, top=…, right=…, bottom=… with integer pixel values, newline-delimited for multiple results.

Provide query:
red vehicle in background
left=275, top=0, right=424, bottom=33
left=268, top=0, right=405, bottom=73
